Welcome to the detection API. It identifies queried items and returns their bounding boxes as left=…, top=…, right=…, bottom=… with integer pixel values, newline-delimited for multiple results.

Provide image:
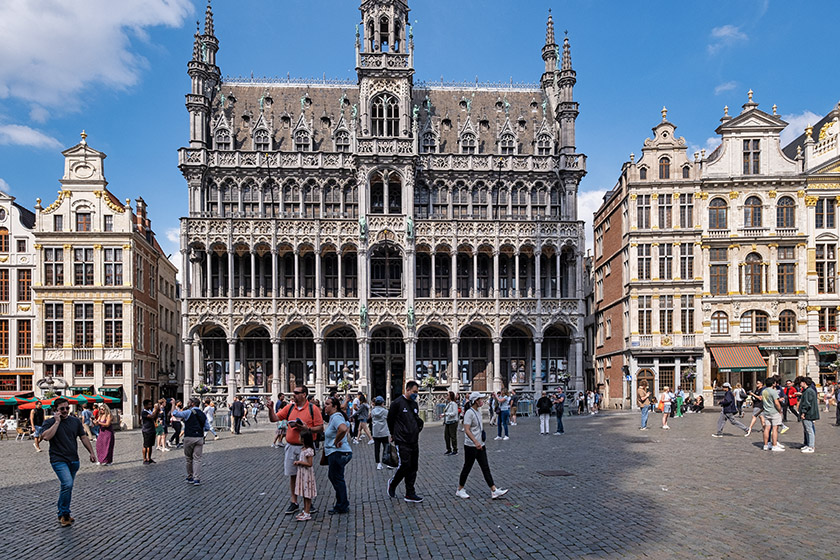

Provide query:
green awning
left=68, top=385, right=95, bottom=395
left=98, top=386, right=123, bottom=398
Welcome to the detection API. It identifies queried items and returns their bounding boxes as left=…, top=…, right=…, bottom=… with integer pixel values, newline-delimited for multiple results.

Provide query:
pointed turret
left=186, top=0, right=221, bottom=148
left=192, top=21, right=201, bottom=62
left=541, top=10, right=558, bottom=93
left=201, top=0, right=219, bottom=67
left=204, top=0, right=215, bottom=37
left=556, top=33, right=578, bottom=154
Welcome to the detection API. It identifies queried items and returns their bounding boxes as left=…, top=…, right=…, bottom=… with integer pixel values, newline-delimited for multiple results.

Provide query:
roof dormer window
left=215, top=129, right=232, bottom=151
left=500, top=133, right=516, bottom=155
left=254, top=129, right=270, bottom=151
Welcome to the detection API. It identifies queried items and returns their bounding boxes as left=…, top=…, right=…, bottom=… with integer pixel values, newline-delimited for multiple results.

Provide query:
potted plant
left=337, top=379, right=352, bottom=394
left=195, top=382, right=209, bottom=395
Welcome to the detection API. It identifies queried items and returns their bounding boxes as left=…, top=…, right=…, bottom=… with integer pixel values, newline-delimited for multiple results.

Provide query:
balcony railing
left=633, top=334, right=700, bottom=349
left=707, top=229, right=729, bottom=238
left=16, top=356, right=31, bottom=369
left=73, top=349, right=94, bottom=361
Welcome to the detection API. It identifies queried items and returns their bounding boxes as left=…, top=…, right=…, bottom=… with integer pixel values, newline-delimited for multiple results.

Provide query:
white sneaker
left=494, top=436, right=502, bottom=440
left=744, top=429, right=751, bottom=437
left=771, top=445, right=785, bottom=452
left=455, top=488, right=470, bottom=499
left=377, top=463, right=383, bottom=470
left=491, top=488, right=509, bottom=499
left=776, top=443, right=785, bottom=449
left=763, top=444, right=771, bottom=450
left=367, top=439, right=374, bottom=445
left=502, top=436, right=509, bottom=440
left=801, top=446, right=814, bottom=453
left=352, top=438, right=359, bottom=444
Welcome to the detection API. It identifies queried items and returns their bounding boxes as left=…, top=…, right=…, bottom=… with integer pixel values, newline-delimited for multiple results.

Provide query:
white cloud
left=714, top=81, right=737, bottom=95
left=28, top=105, right=50, bottom=123
left=780, top=110, right=821, bottom=147
left=579, top=188, right=609, bottom=253
left=0, top=124, right=62, bottom=149
left=0, top=178, right=10, bottom=193
left=707, top=25, right=748, bottom=54
left=166, top=227, right=181, bottom=244
left=0, top=0, right=193, bottom=108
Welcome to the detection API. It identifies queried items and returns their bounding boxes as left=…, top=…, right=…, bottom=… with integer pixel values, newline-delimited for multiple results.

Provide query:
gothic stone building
left=179, top=1, right=586, bottom=403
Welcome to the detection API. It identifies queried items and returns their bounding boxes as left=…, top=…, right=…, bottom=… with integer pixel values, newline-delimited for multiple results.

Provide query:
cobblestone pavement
left=1, top=409, right=837, bottom=559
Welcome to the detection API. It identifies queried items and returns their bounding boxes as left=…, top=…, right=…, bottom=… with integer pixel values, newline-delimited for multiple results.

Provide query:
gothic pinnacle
left=204, top=0, right=215, bottom=37
left=561, top=35, right=572, bottom=71
left=546, top=10, right=555, bottom=45
left=193, top=21, right=201, bottom=61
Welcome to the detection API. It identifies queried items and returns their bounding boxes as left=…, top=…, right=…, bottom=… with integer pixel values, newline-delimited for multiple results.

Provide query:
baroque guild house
left=179, top=1, right=587, bottom=403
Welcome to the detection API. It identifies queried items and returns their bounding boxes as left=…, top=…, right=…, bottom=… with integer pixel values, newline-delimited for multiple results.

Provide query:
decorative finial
left=747, top=89, right=753, bottom=102
left=724, top=105, right=729, bottom=117
left=805, top=124, right=813, bottom=140
left=772, top=104, right=777, bottom=116
left=204, top=0, right=215, bottom=36
left=80, top=130, right=87, bottom=144
left=661, top=106, right=667, bottom=122
left=545, top=10, right=555, bottom=45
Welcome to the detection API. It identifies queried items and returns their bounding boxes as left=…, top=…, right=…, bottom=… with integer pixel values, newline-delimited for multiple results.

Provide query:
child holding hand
left=293, top=430, right=317, bottom=521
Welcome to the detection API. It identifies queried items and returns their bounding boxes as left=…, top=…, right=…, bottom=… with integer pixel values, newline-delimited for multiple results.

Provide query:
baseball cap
left=722, top=382, right=732, bottom=388
left=374, top=396, right=384, bottom=405
left=468, top=391, right=483, bottom=403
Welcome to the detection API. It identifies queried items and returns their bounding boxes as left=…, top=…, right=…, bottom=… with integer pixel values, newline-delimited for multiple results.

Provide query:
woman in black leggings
left=169, top=401, right=183, bottom=448
left=456, top=392, right=508, bottom=500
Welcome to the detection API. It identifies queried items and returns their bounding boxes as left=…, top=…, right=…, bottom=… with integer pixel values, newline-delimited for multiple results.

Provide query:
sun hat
left=468, top=391, right=483, bottom=403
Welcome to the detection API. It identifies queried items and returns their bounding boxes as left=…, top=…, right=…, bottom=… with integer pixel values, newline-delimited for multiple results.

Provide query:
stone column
left=451, top=250, right=457, bottom=300
left=315, top=338, right=325, bottom=398
left=493, top=250, right=500, bottom=298
left=315, top=249, right=322, bottom=298
left=405, top=335, right=416, bottom=385
left=227, top=337, right=237, bottom=405
left=181, top=249, right=190, bottom=299
left=358, top=337, right=369, bottom=395
left=227, top=250, right=234, bottom=298
left=280, top=339, right=289, bottom=394
left=183, top=338, right=194, bottom=398
left=431, top=253, right=437, bottom=297
left=493, top=336, right=502, bottom=392
left=294, top=249, right=301, bottom=298
left=535, top=248, right=542, bottom=299
left=450, top=338, right=460, bottom=392
left=338, top=250, right=344, bottom=298
left=768, top=244, right=778, bottom=293
left=534, top=336, right=543, bottom=395
left=271, top=338, right=281, bottom=397
left=205, top=249, right=212, bottom=297
left=271, top=249, right=278, bottom=299
left=250, top=250, right=257, bottom=297
left=573, top=336, right=584, bottom=394
left=556, top=251, right=562, bottom=297
left=514, top=251, right=520, bottom=298
left=575, top=250, right=584, bottom=299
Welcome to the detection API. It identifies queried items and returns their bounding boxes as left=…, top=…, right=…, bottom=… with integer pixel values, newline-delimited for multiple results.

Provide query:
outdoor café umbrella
left=0, top=396, right=36, bottom=406
left=69, top=394, right=121, bottom=405
left=18, top=397, right=62, bottom=410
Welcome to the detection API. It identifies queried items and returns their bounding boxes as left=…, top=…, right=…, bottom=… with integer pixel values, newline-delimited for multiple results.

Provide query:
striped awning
left=710, top=346, right=767, bottom=373
left=812, top=344, right=840, bottom=354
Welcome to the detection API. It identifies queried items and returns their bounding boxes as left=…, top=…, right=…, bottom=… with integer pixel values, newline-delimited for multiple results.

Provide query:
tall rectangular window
left=0, top=319, right=7, bottom=355
left=104, top=303, right=123, bottom=348
left=679, top=195, right=693, bottom=228
left=816, top=198, right=836, bottom=229
left=679, top=243, right=694, bottom=279
left=104, top=248, right=123, bottom=286
left=0, top=270, right=7, bottom=302
left=680, top=295, right=694, bottom=333
left=636, top=195, right=650, bottom=229
left=17, top=319, right=31, bottom=355
left=104, top=215, right=113, bottom=232
left=44, top=302, right=64, bottom=348
left=710, top=248, right=728, bottom=295
left=777, top=246, right=796, bottom=294
left=53, top=215, right=64, bottom=232
left=817, top=244, right=837, bottom=294
left=75, top=212, right=91, bottom=232
left=74, top=303, right=93, bottom=348
left=44, top=248, right=64, bottom=286
left=743, top=139, right=760, bottom=174
left=637, top=244, right=651, bottom=280
left=657, top=194, right=672, bottom=229
left=104, top=363, right=123, bottom=377
left=16, top=239, right=26, bottom=253
left=659, top=295, right=674, bottom=334
left=136, top=256, right=144, bottom=291
left=819, top=307, right=838, bottom=332
left=137, top=308, right=144, bottom=351
left=17, top=269, right=31, bottom=302
left=73, top=248, right=94, bottom=286
left=658, top=243, right=673, bottom=280
left=638, top=295, right=652, bottom=335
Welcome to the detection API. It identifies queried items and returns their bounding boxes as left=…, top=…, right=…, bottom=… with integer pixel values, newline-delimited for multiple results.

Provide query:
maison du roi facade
left=178, top=1, right=587, bottom=403
left=593, top=95, right=840, bottom=408
left=25, top=136, right=182, bottom=428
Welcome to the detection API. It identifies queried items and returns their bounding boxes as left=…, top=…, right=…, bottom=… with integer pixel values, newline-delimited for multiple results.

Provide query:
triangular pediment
left=333, top=114, right=350, bottom=134
left=212, top=110, right=231, bottom=133
left=292, top=112, right=311, bottom=133
left=498, top=116, right=516, bottom=139
left=458, top=115, right=477, bottom=138
left=251, top=112, right=272, bottom=135
left=534, top=117, right=554, bottom=140
left=716, top=107, right=786, bottom=134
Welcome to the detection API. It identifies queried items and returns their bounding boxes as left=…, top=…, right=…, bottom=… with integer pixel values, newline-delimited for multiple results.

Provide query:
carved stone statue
left=407, top=306, right=415, bottom=328
left=360, top=305, right=368, bottom=329
left=405, top=216, right=413, bottom=238
left=359, top=215, right=367, bottom=238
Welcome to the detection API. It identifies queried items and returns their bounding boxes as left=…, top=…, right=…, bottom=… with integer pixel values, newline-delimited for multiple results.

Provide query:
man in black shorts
left=141, top=399, right=160, bottom=464
left=40, top=397, right=96, bottom=527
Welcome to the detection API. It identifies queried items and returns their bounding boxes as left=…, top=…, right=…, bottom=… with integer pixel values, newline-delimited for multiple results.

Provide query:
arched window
left=432, top=183, right=448, bottom=218
left=215, top=129, right=232, bottom=151
left=659, top=157, right=670, bottom=179
left=452, top=182, right=469, bottom=219
left=779, top=310, right=796, bottom=333
left=711, top=311, right=728, bottom=334
left=241, top=180, right=259, bottom=217
left=370, top=243, right=402, bottom=297
left=421, top=131, right=437, bottom=153
left=550, top=186, right=562, bottom=219
left=206, top=182, right=219, bottom=215
left=369, top=170, right=401, bottom=215
left=744, top=253, right=763, bottom=294
left=460, top=132, right=476, bottom=154
left=511, top=182, right=528, bottom=218
left=294, top=130, right=311, bottom=152
left=343, top=182, right=358, bottom=219
left=709, top=198, right=728, bottom=229
left=283, top=181, right=300, bottom=217
left=500, top=133, right=516, bottom=155
left=536, top=134, right=552, bottom=156
left=776, top=196, right=795, bottom=228
left=378, top=16, right=390, bottom=52
left=532, top=183, right=548, bottom=218
left=303, top=181, right=320, bottom=218
left=740, top=310, right=769, bottom=334
left=335, top=130, right=350, bottom=153
left=324, top=180, right=341, bottom=218
left=371, top=93, right=399, bottom=137
left=221, top=180, right=237, bottom=217
left=253, top=129, right=270, bottom=151
left=414, top=182, right=430, bottom=219
left=639, top=167, right=648, bottom=180
left=472, top=183, right=488, bottom=219
left=744, top=196, right=762, bottom=228
left=682, top=166, right=690, bottom=179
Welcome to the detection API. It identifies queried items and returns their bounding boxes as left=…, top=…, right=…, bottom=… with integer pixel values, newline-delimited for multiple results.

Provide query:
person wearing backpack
left=171, top=398, right=213, bottom=486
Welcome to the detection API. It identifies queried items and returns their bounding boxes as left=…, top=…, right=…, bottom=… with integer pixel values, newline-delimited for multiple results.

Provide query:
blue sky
left=1, top=0, right=839, bottom=272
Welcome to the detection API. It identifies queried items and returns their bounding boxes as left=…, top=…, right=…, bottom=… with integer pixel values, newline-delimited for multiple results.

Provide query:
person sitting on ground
left=690, top=395, right=705, bottom=413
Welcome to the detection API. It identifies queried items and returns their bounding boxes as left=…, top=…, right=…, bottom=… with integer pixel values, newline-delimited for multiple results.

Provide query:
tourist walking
left=323, top=396, right=352, bottom=514
left=267, top=386, right=324, bottom=515
left=823, top=383, right=834, bottom=413
left=456, top=392, right=508, bottom=500
left=141, top=399, right=160, bottom=464
left=371, top=396, right=391, bottom=470
left=442, top=391, right=459, bottom=455
left=272, top=393, right=288, bottom=448
left=637, top=380, right=652, bottom=430
left=172, top=398, right=213, bottom=485
left=494, top=390, right=511, bottom=440
left=553, top=388, right=566, bottom=435
left=745, top=380, right=766, bottom=436
left=733, top=384, right=746, bottom=417
left=536, top=391, right=553, bottom=434
left=40, top=397, right=96, bottom=527
left=674, top=386, right=685, bottom=417
left=169, top=401, right=184, bottom=448
left=658, top=387, right=672, bottom=429
left=202, top=398, right=219, bottom=440
left=292, top=431, right=317, bottom=521
left=587, top=391, right=596, bottom=415
left=387, top=380, right=424, bottom=503
left=489, top=392, right=498, bottom=425
left=353, top=394, right=373, bottom=444
left=782, top=380, right=800, bottom=423
left=577, top=392, right=586, bottom=415
left=761, top=378, right=784, bottom=451
left=712, top=383, right=749, bottom=437
left=30, top=401, right=45, bottom=452
left=94, top=404, right=115, bottom=465
left=798, top=377, right=819, bottom=453
left=230, top=395, right=246, bottom=434
left=81, top=403, right=95, bottom=442
left=155, top=399, right=169, bottom=452
left=510, top=389, right=519, bottom=425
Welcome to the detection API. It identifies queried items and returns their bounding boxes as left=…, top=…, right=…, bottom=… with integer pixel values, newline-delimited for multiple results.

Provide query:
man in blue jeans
left=40, top=397, right=96, bottom=527
left=637, top=380, right=652, bottom=430
left=553, top=389, right=566, bottom=435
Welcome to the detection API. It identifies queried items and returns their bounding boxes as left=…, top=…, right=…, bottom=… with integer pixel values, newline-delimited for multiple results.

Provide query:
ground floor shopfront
left=626, top=353, right=703, bottom=410
left=707, top=344, right=807, bottom=392
left=185, top=320, right=582, bottom=403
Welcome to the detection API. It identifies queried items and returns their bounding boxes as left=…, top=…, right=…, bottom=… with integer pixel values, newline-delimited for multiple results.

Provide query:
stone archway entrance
left=460, top=326, right=491, bottom=392
left=370, top=327, right=404, bottom=402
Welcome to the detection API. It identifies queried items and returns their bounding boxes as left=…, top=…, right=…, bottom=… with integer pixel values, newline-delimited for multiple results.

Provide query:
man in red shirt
left=268, top=386, right=324, bottom=515
left=783, top=379, right=800, bottom=423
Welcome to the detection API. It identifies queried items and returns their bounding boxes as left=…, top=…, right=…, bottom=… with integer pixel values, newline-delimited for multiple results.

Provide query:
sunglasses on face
left=293, top=391, right=305, bottom=395
left=57, top=407, right=70, bottom=411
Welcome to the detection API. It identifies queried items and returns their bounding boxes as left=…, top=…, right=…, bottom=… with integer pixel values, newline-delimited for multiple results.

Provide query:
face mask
left=409, top=393, right=418, bottom=401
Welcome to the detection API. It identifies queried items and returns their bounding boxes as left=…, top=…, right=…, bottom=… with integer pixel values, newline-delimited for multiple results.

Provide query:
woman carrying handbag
left=455, top=392, right=508, bottom=500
